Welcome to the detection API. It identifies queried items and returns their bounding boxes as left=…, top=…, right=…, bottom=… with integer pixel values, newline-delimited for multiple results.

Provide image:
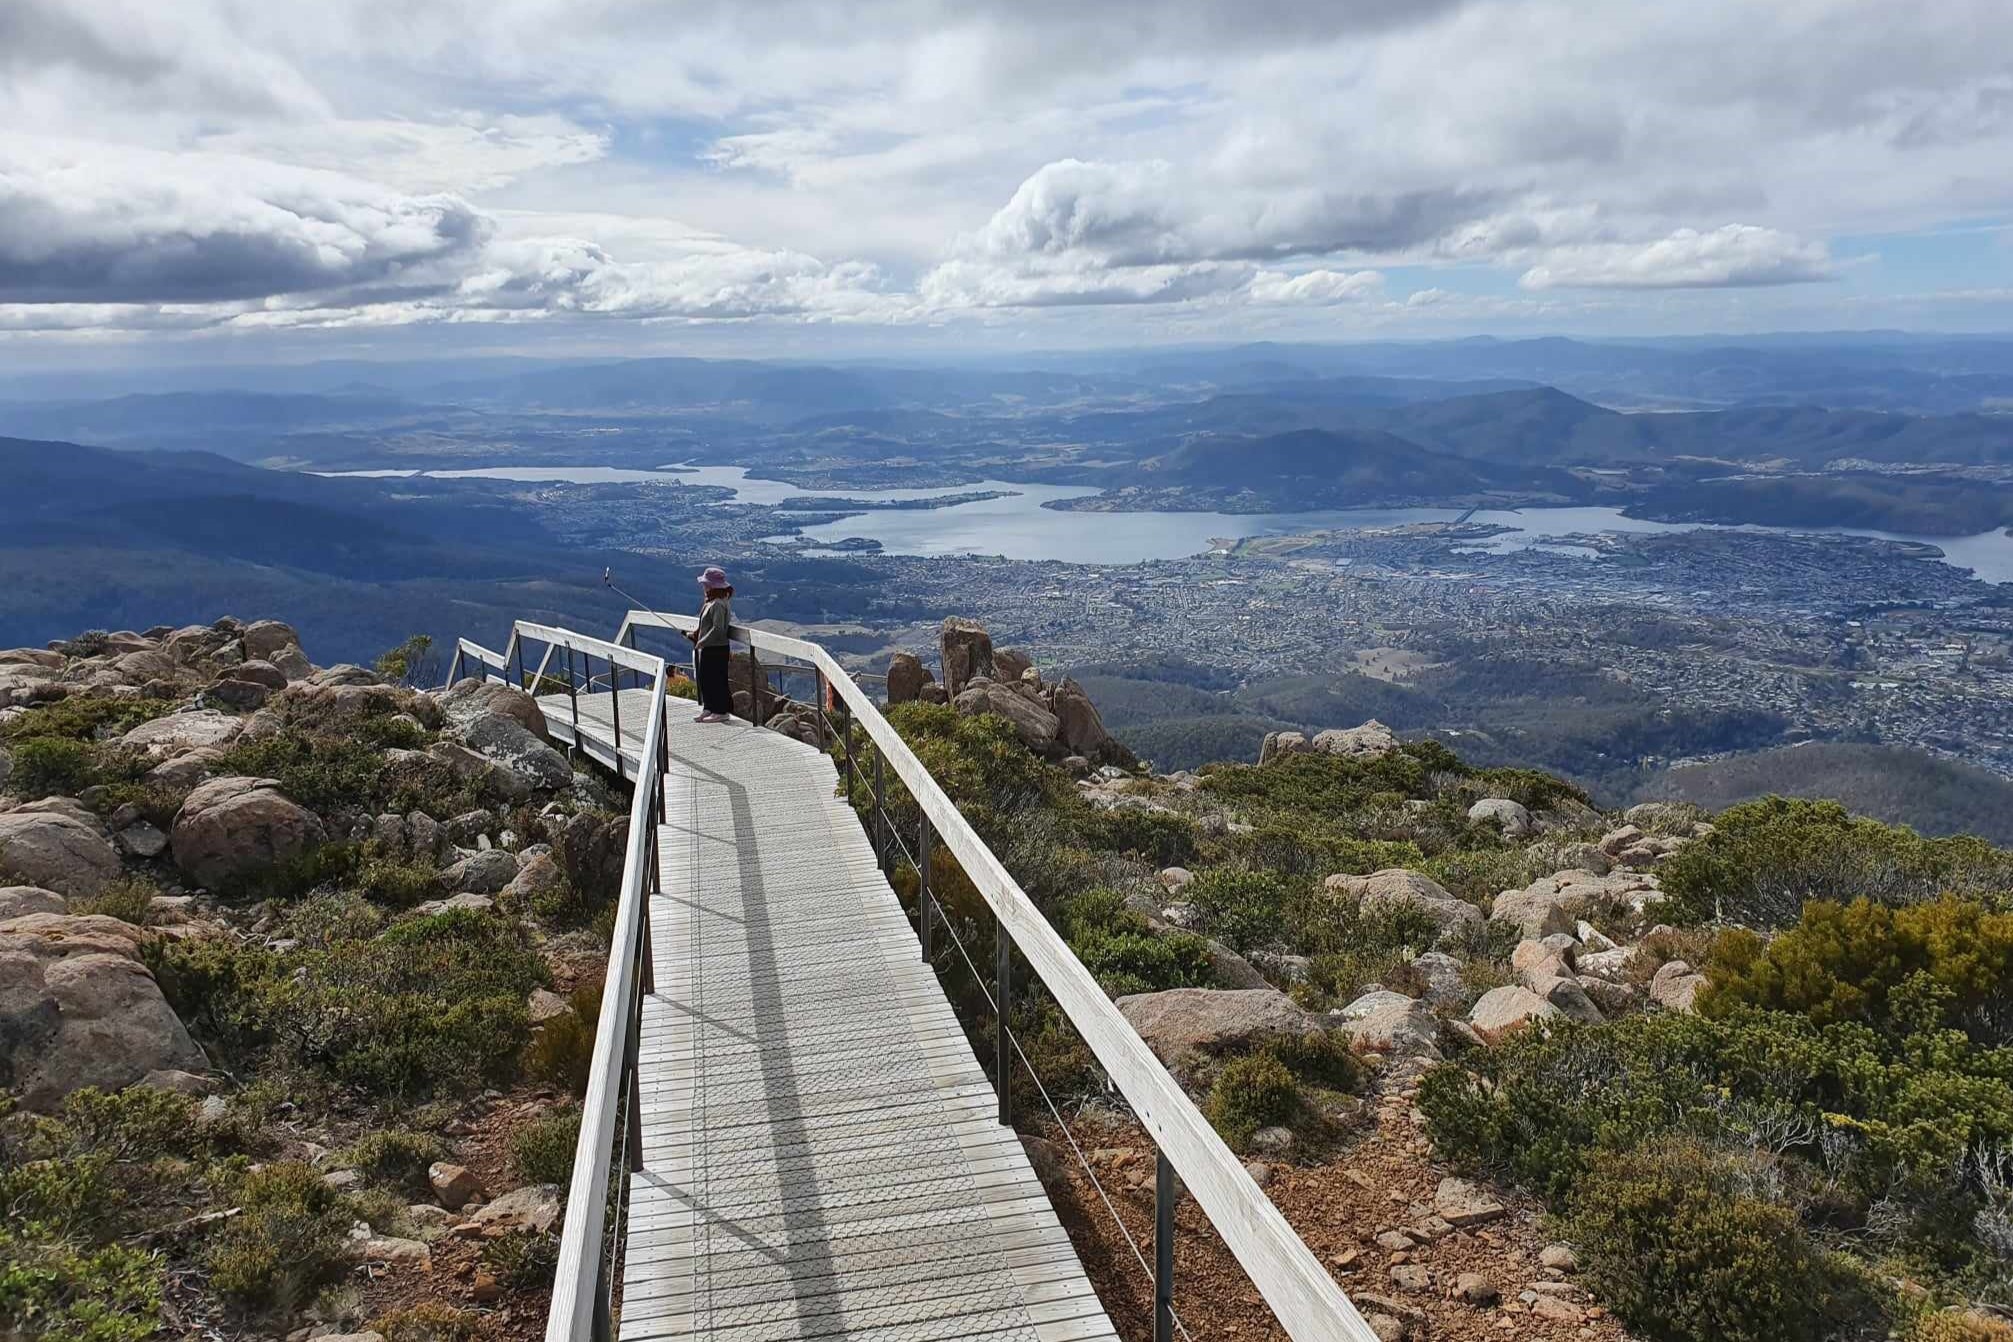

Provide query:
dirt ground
left=1031, top=1060, right=1632, bottom=1342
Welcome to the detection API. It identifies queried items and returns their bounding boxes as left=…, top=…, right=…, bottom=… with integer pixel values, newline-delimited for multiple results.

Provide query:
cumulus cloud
left=0, top=141, right=488, bottom=304
left=1517, top=225, right=1836, bottom=290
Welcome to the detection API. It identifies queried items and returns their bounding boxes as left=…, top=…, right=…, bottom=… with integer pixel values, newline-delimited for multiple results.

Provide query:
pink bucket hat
left=697, top=566, right=729, bottom=589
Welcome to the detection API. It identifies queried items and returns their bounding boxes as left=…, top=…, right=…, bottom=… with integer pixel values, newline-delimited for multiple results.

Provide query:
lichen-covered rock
left=1326, top=869, right=1482, bottom=942
left=239, top=620, right=300, bottom=662
left=1649, top=959, right=1708, bottom=1013
left=0, top=812, right=122, bottom=897
left=0, top=887, right=67, bottom=920
left=456, top=712, right=572, bottom=791
left=1258, top=730, right=1309, bottom=764
left=502, top=852, right=564, bottom=904
left=170, top=776, right=325, bottom=889
left=1468, top=985, right=1561, bottom=1039
left=439, top=679, right=549, bottom=739
left=1310, top=721, right=1398, bottom=759
left=447, top=849, right=521, bottom=895
left=1336, top=990, right=1442, bottom=1059
left=0, top=913, right=207, bottom=1109
left=953, top=681, right=1060, bottom=754
left=1115, top=987, right=1319, bottom=1065
left=119, top=709, right=245, bottom=758
left=1467, top=798, right=1532, bottom=837
left=463, top=1183, right=563, bottom=1236
left=428, top=742, right=532, bottom=804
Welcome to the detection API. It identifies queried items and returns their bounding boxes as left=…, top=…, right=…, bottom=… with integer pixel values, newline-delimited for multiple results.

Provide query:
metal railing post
left=592, top=1262, right=612, bottom=1342
left=565, top=646, right=580, bottom=740
left=623, top=624, right=639, bottom=692
left=511, top=636, right=526, bottom=690
left=609, top=657, right=624, bottom=764
left=448, top=646, right=464, bottom=684
left=626, top=969, right=645, bottom=1173
left=1156, top=1153, right=1176, bottom=1342
left=872, top=746, right=888, bottom=875
left=839, top=700, right=856, bottom=804
left=918, top=817, right=934, bottom=963
left=995, top=922, right=1012, bottom=1127
left=748, top=644, right=765, bottom=727
left=815, top=668, right=829, bottom=747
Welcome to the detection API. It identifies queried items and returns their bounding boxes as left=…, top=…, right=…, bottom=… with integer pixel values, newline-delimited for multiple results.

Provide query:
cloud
left=1517, top=225, right=1836, bottom=290
left=1247, top=268, right=1384, bottom=304
left=0, top=141, right=489, bottom=304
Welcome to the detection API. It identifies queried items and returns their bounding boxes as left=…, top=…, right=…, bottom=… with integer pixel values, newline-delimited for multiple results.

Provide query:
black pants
left=696, top=644, right=732, bottom=714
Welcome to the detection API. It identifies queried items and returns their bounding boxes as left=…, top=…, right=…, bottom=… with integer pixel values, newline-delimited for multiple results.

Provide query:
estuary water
left=326, top=464, right=2013, bottom=583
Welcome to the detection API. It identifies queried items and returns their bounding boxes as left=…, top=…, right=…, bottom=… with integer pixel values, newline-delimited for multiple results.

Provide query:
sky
left=4, top=0, right=2013, bottom=363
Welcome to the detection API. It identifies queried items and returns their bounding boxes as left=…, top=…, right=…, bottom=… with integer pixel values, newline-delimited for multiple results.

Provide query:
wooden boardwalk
left=539, top=692, right=1121, bottom=1342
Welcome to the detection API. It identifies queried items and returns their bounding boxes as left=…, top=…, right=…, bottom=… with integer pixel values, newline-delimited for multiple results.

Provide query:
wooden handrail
left=537, top=628, right=670, bottom=1342
left=615, top=609, right=1377, bottom=1342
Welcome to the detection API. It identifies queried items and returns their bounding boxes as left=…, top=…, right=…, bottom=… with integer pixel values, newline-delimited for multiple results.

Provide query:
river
left=325, top=464, right=2013, bottom=583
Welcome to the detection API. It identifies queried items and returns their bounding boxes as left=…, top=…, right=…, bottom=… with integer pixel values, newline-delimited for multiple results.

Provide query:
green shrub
left=54, top=1088, right=201, bottom=1163
left=84, top=781, right=189, bottom=829
left=353, top=855, right=444, bottom=909
left=218, top=730, right=386, bottom=814
left=374, top=1301, right=494, bottom=1342
left=9, top=737, right=99, bottom=798
left=1206, top=1054, right=1299, bottom=1151
left=345, top=1130, right=445, bottom=1196
left=1082, top=808, right=1197, bottom=867
left=1659, top=796, right=2013, bottom=928
left=203, top=1163, right=354, bottom=1314
left=1561, top=1139, right=1868, bottom=1342
left=523, top=982, right=601, bottom=1099
left=664, top=676, right=698, bottom=702
left=153, top=909, right=546, bottom=1106
left=0, top=697, right=174, bottom=744
left=480, top=1230, right=560, bottom=1290
left=1706, top=896, right=2013, bottom=1045
left=1052, top=888, right=1214, bottom=997
left=1263, top=1032, right=1364, bottom=1094
left=374, top=635, right=439, bottom=688
left=1185, top=867, right=1296, bottom=953
left=511, top=1109, right=581, bottom=1186
left=0, top=1230, right=161, bottom=1342
left=70, top=877, right=159, bottom=927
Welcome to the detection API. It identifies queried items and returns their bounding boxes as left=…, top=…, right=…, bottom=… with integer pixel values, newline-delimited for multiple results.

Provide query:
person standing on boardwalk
left=685, top=566, right=735, bottom=722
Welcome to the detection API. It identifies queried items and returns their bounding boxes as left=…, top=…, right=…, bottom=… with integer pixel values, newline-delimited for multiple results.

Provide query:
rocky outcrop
left=1258, top=730, right=1310, bottom=765
left=454, top=711, right=572, bottom=792
left=1325, top=869, right=1482, bottom=943
left=0, top=812, right=123, bottom=897
left=119, top=709, right=245, bottom=757
left=940, top=617, right=995, bottom=697
left=885, top=652, right=932, bottom=705
left=953, top=680, right=1060, bottom=753
left=1489, top=868, right=1663, bottom=939
left=1336, top=990, right=1442, bottom=1059
left=171, top=776, right=326, bottom=888
left=1310, top=721, right=1399, bottom=759
left=439, top=679, right=549, bottom=739
left=0, top=912, right=208, bottom=1109
left=1048, top=676, right=1131, bottom=766
left=447, top=849, right=521, bottom=895
left=1468, top=985, right=1560, bottom=1039
left=239, top=620, right=300, bottom=662
left=1116, top=987, right=1319, bottom=1065
left=993, top=648, right=1034, bottom=684
left=1649, top=959, right=1708, bottom=1013
left=1467, top=798, right=1532, bottom=837
left=0, top=887, right=67, bottom=920
left=427, top=742, right=532, bottom=804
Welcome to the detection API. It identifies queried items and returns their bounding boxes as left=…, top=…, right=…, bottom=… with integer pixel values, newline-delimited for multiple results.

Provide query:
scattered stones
left=1390, top=1263, right=1431, bottom=1291
left=1157, top=866, right=1194, bottom=893
left=1243, top=1160, right=1273, bottom=1187
left=464, top=1183, right=564, bottom=1235
left=1453, top=1272, right=1500, bottom=1306
left=1337, top=990, right=1443, bottom=1060
left=357, top=1235, right=431, bottom=1267
left=1539, top=1243, right=1578, bottom=1272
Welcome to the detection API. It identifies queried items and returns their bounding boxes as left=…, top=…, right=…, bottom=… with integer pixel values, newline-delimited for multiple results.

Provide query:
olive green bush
left=70, top=876, right=160, bottom=927
left=511, top=1109, right=582, bottom=1186
left=1707, top=896, right=2013, bottom=1045
left=204, top=1164, right=354, bottom=1314
left=1052, top=888, right=1213, bottom=997
left=523, top=982, right=601, bottom=1100
left=1207, top=1054, right=1299, bottom=1151
left=1560, top=1139, right=1872, bottom=1342
left=346, top=1130, right=445, bottom=1195
left=1659, top=796, right=2013, bottom=928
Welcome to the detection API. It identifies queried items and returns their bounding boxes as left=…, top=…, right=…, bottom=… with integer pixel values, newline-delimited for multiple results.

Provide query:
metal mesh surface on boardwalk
left=542, top=693, right=1120, bottom=1342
